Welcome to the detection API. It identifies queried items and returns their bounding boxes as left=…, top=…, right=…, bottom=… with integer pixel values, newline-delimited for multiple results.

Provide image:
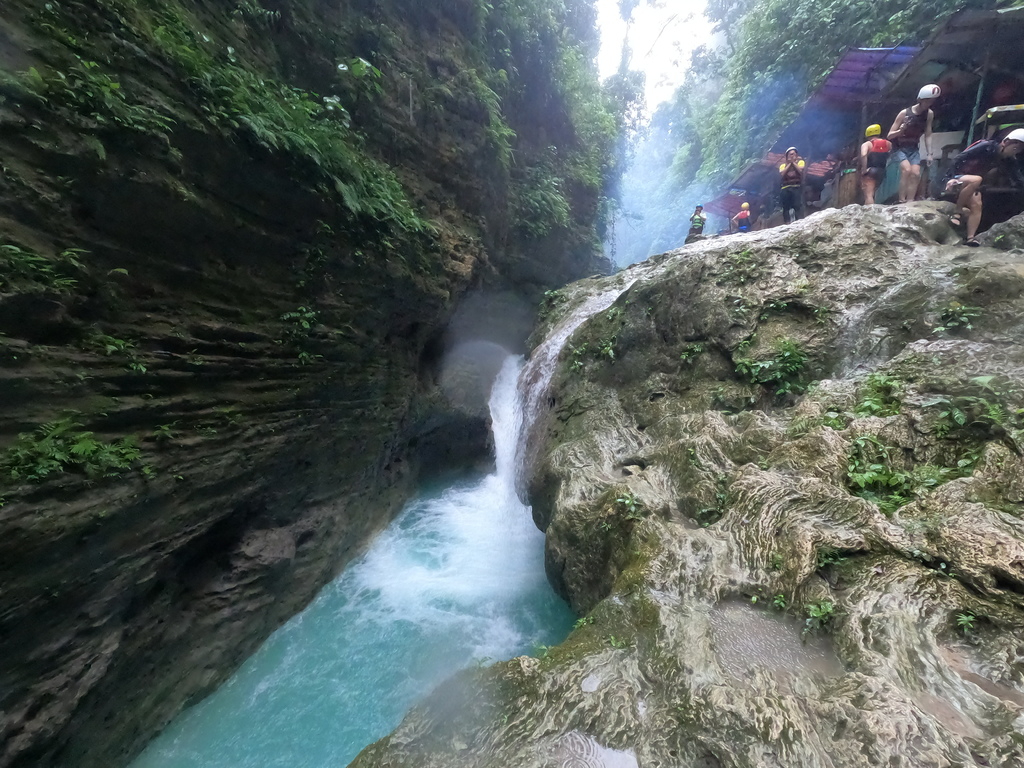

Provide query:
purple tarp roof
left=816, top=46, right=921, bottom=104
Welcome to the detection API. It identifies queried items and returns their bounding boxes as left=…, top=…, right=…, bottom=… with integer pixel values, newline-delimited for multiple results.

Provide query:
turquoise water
left=132, top=357, right=573, bottom=768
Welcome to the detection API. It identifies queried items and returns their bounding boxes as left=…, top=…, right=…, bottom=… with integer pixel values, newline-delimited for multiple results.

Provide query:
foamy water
left=131, top=357, right=573, bottom=768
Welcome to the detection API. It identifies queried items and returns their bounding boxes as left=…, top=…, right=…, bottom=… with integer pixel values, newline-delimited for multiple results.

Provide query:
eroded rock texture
left=352, top=203, right=1024, bottom=768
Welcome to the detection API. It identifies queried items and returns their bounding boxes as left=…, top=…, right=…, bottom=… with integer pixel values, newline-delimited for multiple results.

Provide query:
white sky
left=596, top=0, right=713, bottom=109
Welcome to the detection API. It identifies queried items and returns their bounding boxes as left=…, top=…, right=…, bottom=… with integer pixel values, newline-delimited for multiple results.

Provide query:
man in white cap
left=942, top=128, right=1024, bottom=246
left=887, top=84, right=940, bottom=203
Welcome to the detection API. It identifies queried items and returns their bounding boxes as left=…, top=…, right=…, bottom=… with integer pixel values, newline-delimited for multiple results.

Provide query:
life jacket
left=779, top=160, right=804, bottom=188
left=866, top=138, right=891, bottom=168
left=736, top=210, right=751, bottom=231
left=950, top=140, right=999, bottom=177
left=896, top=106, right=928, bottom=148
left=690, top=213, right=705, bottom=229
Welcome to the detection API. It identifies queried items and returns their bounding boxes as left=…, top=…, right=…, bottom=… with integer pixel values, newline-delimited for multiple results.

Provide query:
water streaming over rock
left=516, top=282, right=638, bottom=499
left=130, top=356, right=573, bottom=768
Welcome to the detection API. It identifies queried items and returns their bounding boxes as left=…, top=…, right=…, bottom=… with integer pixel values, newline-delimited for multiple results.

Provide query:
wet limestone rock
left=352, top=203, right=1024, bottom=768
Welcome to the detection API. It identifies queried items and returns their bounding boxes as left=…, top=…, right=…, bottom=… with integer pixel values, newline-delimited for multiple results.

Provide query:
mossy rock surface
left=353, top=204, right=1024, bottom=768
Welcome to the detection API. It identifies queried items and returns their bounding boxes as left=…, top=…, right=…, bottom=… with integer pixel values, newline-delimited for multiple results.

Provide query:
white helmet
left=1005, top=128, right=1024, bottom=143
left=918, top=84, right=941, bottom=100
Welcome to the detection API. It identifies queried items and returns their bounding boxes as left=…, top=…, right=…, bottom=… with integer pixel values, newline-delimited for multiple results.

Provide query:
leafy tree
left=704, top=0, right=746, bottom=55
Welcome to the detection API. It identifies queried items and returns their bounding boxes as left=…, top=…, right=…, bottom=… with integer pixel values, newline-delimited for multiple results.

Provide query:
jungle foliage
left=4, top=0, right=626, bottom=266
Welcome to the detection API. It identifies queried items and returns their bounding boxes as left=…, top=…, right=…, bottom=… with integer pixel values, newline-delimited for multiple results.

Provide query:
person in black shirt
left=888, top=84, right=940, bottom=203
left=943, top=128, right=1024, bottom=246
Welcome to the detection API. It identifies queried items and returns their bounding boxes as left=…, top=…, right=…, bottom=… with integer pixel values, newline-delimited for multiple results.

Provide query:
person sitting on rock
left=731, top=202, right=752, bottom=233
left=778, top=148, right=805, bottom=223
left=888, top=84, right=939, bottom=203
left=860, top=124, right=891, bottom=205
left=942, top=128, right=1024, bottom=247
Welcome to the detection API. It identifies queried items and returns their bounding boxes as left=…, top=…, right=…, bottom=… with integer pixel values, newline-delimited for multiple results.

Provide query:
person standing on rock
left=778, top=147, right=805, bottom=223
left=888, top=84, right=939, bottom=203
left=860, top=124, right=892, bottom=205
left=687, top=204, right=708, bottom=238
left=942, top=128, right=1024, bottom=247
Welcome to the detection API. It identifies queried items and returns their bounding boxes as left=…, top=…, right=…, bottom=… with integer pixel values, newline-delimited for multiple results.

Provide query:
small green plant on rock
left=695, top=474, right=730, bottom=526
left=607, top=635, right=629, bottom=649
left=84, top=331, right=147, bottom=374
left=233, top=1, right=282, bottom=24
left=616, top=491, right=644, bottom=520
left=679, top=343, right=704, bottom=363
left=280, top=307, right=323, bottom=364
left=0, top=243, right=83, bottom=293
left=510, top=163, right=571, bottom=239
left=804, top=600, right=836, bottom=634
left=934, top=301, right=981, bottom=334
left=0, top=417, right=143, bottom=483
left=597, top=336, right=617, bottom=361
left=923, top=394, right=1007, bottom=438
left=719, top=249, right=761, bottom=285
left=568, top=343, right=588, bottom=372
left=815, top=547, right=847, bottom=570
left=22, top=57, right=174, bottom=135
left=280, top=306, right=318, bottom=342
left=854, top=372, right=902, bottom=417
left=956, top=611, right=976, bottom=634
left=573, top=616, right=595, bottom=630
left=152, top=423, right=178, bottom=443
left=735, top=338, right=809, bottom=396
left=846, top=435, right=910, bottom=514
left=845, top=434, right=978, bottom=515
left=759, top=299, right=791, bottom=321
left=772, top=594, right=788, bottom=611
left=822, top=410, right=849, bottom=430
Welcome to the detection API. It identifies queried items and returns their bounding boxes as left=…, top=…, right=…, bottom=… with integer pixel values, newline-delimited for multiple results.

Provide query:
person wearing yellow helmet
left=887, top=84, right=940, bottom=203
left=860, top=124, right=892, bottom=205
left=731, top=201, right=753, bottom=233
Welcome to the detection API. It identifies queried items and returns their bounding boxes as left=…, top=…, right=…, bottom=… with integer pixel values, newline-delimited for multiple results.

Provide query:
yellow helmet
left=865, top=124, right=882, bottom=138
left=741, top=202, right=750, bottom=210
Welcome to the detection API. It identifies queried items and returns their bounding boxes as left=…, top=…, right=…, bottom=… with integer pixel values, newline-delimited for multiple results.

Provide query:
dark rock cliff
left=0, top=0, right=612, bottom=765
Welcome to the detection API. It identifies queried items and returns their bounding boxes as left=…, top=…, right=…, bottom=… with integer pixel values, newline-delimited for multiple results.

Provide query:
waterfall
left=131, top=356, right=572, bottom=768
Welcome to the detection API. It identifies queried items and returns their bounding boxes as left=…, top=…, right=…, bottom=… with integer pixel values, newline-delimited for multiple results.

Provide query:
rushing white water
left=131, top=356, right=572, bottom=768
